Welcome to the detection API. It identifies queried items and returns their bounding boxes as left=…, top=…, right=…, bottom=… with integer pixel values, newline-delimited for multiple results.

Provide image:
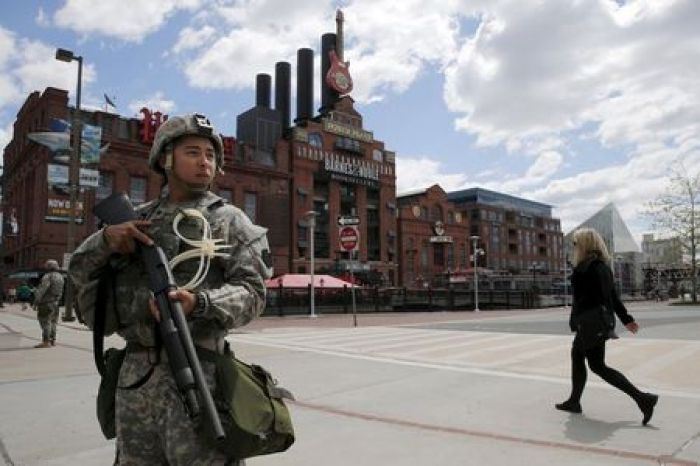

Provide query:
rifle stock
left=94, top=192, right=225, bottom=440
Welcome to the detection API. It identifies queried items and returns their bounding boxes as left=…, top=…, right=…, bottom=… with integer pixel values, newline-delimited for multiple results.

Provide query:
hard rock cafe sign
left=326, top=49, right=353, bottom=95
left=139, top=108, right=168, bottom=144
left=430, top=221, right=453, bottom=243
left=138, top=108, right=235, bottom=159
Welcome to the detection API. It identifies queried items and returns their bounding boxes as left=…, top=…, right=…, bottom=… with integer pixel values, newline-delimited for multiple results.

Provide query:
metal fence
left=263, top=285, right=560, bottom=316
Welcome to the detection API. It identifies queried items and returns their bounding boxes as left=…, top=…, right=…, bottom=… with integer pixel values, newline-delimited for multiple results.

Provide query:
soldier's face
left=171, top=135, right=216, bottom=187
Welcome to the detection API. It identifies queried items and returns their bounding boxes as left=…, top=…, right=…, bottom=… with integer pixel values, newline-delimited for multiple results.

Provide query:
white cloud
left=172, top=0, right=461, bottom=100
left=444, top=0, right=700, bottom=159
left=35, top=7, right=50, bottom=27
left=525, top=143, right=700, bottom=237
left=128, top=91, right=177, bottom=115
left=0, top=26, right=96, bottom=114
left=53, top=0, right=202, bottom=42
left=0, top=27, right=19, bottom=105
left=341, top=0, right=460, bottom=103
left=396, top=156, right=470, bottom=194
left=175, top=1, right=333, bottom=90
left=172, top=25, right=217, bottom=54
left=525, top=151, right=563, bottom=181
left=0, top=122, right=12, bottom=155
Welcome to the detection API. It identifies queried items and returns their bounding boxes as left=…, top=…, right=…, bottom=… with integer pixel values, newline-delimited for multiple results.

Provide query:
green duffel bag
left=198, top=344, right=295, bottom=460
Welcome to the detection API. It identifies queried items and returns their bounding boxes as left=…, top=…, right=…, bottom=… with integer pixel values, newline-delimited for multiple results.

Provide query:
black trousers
left=568, top=342, right=644, bottom=404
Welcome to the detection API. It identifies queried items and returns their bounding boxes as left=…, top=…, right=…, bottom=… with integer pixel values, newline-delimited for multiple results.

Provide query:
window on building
left=244, top=192, right=257, bottom=222
left=129, top=176, right=147, bottom=205
left=430, top=205, right=443, bottom=222
left=447, top=211, right=455, bottom=224
left=96, top=172, right=114, bottom=201
left=339, top=182, right=355, bottom=216
left=491, top=224, right=500, bottom=255
left=308, top=132, right=323, bottom=147
left=313, top=199, right=329, bottom=259
left=434, top=243, right=445, bottom=267
left=420, top=241, right=429, bottom=271
left=118, top=119, right=130, bottom=139
left=367, top=206, right=381, bottom=261
left=297, top=224, right=308, bottom=258
left=219, top=189, right=233, bottom=203
left=367, top=188, right=380, bottom=208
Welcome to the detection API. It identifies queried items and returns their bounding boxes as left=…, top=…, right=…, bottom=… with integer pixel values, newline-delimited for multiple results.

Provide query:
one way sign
left=337, top=215, right=360, bottom=226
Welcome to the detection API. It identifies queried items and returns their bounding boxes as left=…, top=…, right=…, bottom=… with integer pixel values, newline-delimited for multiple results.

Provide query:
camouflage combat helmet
left=148, top=113, right=224, bottom=176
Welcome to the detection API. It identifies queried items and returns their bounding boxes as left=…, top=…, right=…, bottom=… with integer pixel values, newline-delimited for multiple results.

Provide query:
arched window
left=430, top=204, right=443, bottom=222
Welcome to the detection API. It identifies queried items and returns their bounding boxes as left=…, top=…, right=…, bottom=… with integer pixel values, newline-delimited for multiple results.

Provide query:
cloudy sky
left=1, top=0, right=699, bottom=243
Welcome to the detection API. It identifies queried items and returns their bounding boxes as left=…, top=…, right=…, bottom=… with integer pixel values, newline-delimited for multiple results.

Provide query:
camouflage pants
left=115, top=350, right=243, bottom=465
left=37, top=303, right=59, bottom=342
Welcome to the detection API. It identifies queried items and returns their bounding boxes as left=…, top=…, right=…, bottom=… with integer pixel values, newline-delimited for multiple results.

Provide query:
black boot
left=638, top=393, right=658, bottom=425
left=555, top=399, right=582, bottom=413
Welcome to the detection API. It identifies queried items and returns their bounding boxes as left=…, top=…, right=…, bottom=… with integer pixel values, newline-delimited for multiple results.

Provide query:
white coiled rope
left=169, top=208, right=232, bottom=290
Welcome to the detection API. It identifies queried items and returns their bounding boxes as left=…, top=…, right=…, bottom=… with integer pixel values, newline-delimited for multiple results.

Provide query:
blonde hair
left=571, top=228, right=611, bottom=266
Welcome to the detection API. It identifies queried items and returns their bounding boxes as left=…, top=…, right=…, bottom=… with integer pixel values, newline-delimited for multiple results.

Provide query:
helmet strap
left=163, top=143, right=174, bottom=171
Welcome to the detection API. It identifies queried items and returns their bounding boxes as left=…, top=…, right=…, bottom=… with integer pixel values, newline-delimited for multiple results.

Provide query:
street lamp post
left=563, top=254, right=569, bottom=310
left=55, top=47, right=83, bottom=322
left=305, top=211, right=319, bottom=318
left=470, top=235, right=481, bottom=312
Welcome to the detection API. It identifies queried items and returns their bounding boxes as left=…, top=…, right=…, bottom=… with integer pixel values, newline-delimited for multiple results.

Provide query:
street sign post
left=337, top=224, right=360, bottom=326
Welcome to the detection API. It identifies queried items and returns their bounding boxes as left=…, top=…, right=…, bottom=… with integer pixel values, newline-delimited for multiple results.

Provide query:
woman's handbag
left=197, top=344, right=296, bottom=460
left=573, top=304, right=614, bottom=350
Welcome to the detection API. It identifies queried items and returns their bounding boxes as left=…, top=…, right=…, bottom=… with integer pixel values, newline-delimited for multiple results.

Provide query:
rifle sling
left=93, top=265, right=156, bottom=391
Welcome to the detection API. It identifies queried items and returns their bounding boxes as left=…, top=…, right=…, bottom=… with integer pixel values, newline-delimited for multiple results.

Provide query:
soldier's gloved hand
left=148, top=289, right=196, bottom=322
left=103, top=220, right=153, bottom=254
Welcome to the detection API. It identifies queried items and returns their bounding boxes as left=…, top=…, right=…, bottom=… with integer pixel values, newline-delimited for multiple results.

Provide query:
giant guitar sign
left=326, top=49, right=353, bottom=95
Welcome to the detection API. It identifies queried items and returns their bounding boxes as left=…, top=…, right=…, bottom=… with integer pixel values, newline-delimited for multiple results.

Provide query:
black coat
left=569, top=257, right=634, bottom=332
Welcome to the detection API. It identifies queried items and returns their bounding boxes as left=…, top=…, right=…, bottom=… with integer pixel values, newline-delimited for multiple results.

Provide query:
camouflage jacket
left=34, top=270, right=65, bottom=305
left=68, top=190, right=273, bottom=347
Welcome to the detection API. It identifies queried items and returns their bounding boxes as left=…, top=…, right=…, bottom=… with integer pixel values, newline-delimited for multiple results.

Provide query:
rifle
left=94, top=192, right=225, bottom=441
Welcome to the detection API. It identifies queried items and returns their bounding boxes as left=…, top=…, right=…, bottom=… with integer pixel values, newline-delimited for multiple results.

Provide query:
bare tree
left=645, top=166, right=700, bottom=302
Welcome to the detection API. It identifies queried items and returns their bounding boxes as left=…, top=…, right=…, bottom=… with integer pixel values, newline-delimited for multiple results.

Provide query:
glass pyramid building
left=564, top=203, right=642, bottom=293
left=564, top=203, right=640, bottom=253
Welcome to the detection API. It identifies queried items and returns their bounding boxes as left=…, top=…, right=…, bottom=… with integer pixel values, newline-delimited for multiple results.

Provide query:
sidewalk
left=1, top=302, right=698, bottom=465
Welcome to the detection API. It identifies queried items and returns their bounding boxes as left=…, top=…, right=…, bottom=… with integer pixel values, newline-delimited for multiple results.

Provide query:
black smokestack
left=275, top=61, right=291, bottom=130
left=320, top=32, right=339, bottom=114
left=296, top=48, right=314, bottom=123
left=255, top=73, right=271, bottom=108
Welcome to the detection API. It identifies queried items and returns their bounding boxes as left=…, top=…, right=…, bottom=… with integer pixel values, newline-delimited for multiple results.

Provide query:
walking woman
left=556, top=227, right=658, bottom=425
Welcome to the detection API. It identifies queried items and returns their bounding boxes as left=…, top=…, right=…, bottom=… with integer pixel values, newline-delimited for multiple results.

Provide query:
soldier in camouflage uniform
left=69, top=113, right=272, bottom=465
left=33, top=259, right=65, bottom=348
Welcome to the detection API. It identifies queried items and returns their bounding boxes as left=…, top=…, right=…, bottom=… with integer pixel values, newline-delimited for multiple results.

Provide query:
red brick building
left=447, top=188, right=563, bottom=277
left=1, top=78, right=399, bottom=285
left=287, top=96, right=397, bottom=285
left=397, top=185, right=470, bottom=287
left=0, top=87, right=291, bottom=278
left=397, top=186, right=564, bottom=289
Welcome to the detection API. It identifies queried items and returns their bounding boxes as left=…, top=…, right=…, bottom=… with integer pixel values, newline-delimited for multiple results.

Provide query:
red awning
left=265, top=274, right=358, bottom=289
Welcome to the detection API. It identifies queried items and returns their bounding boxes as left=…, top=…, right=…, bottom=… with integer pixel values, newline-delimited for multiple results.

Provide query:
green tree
left=645, top=166, right=700, bottom=302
